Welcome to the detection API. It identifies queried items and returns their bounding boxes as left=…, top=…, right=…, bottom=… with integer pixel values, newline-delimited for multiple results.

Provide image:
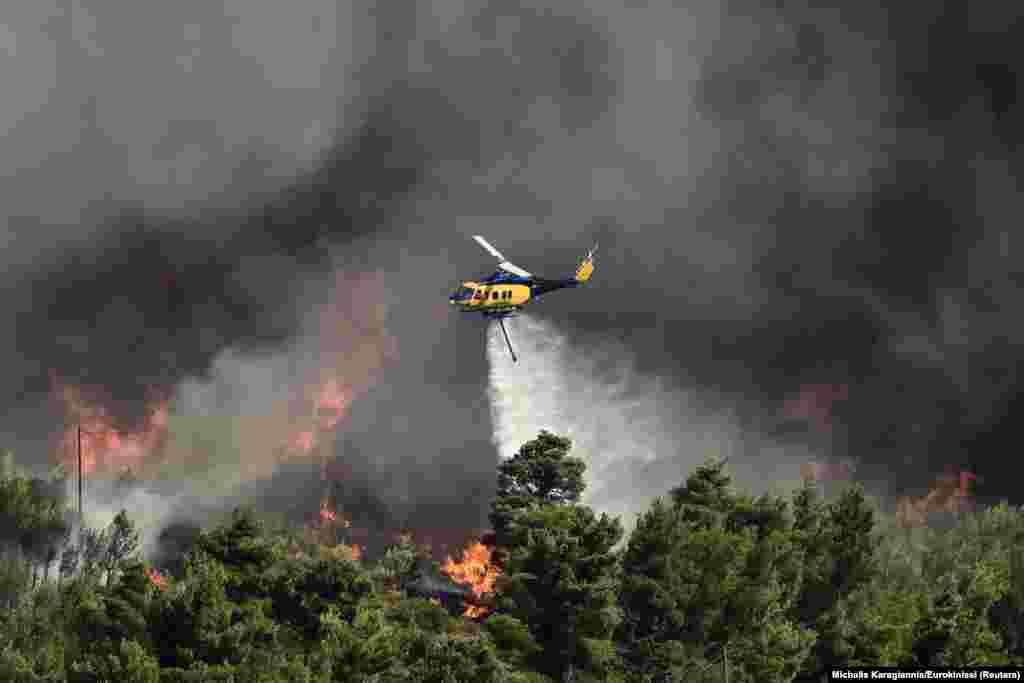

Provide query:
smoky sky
left=2, top=0, right=1023, bottom=543
left=388, top=0, right=1024, bottom=509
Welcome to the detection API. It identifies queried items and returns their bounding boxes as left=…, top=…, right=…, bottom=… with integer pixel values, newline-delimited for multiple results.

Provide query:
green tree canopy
left=620, top=459, right=814, bottom=682
left=195, top=507, right=280, bottom=601
left=490, top=431, right=586, bottom=553
left=489, top=431, right=622, bottom=682
left=101, top=510, right=141, bottom=585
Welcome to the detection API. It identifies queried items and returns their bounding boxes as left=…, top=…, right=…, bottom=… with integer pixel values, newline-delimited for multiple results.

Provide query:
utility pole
left=77, top=424, right=83, bottom=528
left=722, top=642, right=728, bottom=683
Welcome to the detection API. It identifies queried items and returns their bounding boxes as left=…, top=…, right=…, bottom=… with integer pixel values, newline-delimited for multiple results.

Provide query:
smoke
left=161, top=269, right=398, bottom=488
left=487, top=314, right=820, bottom=527
left=2, top=0, right=492, bottom=553
left=73, top=478, right=213, bottom=561
left=459, top=0, right=1024, bottom=508
left=3, top=0, right=1023, bottom=557
left=0, top=0, right=365, bottom=233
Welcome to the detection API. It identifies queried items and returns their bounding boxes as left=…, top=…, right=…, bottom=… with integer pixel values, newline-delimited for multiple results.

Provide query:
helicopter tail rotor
left=574, top=243, right=597, bottom=283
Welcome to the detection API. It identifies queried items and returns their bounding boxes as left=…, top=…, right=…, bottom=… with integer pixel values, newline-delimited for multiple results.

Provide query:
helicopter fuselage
left=448, top=271, right=578, bottom=318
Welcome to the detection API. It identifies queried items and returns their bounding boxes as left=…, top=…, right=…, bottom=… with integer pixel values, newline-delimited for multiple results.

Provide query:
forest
left=2, top=431, right=1024, bottom=682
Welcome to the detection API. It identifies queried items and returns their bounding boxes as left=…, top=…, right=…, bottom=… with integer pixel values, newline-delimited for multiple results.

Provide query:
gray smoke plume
left=3, top=0, right=1022, bottom=555
left=487, top=314, right=820, bottom=528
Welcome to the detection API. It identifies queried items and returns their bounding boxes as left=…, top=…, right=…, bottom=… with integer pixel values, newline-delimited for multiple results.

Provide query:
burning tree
left=442, top=542, right=501, bottom=618
left=896, top=465, right=980, bottom=529
left=147, top=566, right=169, bottom=591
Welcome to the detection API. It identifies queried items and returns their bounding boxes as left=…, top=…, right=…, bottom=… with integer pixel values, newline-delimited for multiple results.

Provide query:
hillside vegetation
left=2, top=433, right=1024, bottom=682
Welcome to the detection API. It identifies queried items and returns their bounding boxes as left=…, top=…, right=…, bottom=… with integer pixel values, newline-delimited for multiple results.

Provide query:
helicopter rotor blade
left=473, top=235, right=506, bottom=261
left=498, top=261, right=532, bottom=278
left=473, top=235, right=532, bottom=277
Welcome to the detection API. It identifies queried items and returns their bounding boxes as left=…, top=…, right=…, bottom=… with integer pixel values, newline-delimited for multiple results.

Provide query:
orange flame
left=282, top=381, right=354, bottom=460
left=785, top=384, right=848, bottom=431
left=896, top=466, right=979, bottom=529
left=800, top=461, right=855, bottom=482
left=204, top=271, right=395, bottom=484
left=147, top=567, right=169, bottom=591
left=320, top=509, right=338, bottom=524
left=51, top=375, right=172, bottom=479
left=293, top=431, right=316, bottom=453
left=272, top=272, right=396, bottom=472
left=442, top=542, right=500, bottom=618
left=47, top=271, right=397, bottom=503
left=315, top=380, right=350, bottom=433
left=463, top=604, right=491, bottom=619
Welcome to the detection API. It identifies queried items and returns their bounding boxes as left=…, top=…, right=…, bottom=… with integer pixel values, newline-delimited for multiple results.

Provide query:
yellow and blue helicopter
left=449, top=235, right=596, bottom=362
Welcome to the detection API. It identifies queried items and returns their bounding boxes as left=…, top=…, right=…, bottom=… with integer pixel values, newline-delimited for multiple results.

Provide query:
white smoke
left=72, top=479, right=213, bottom=560
left=486, top=313, right=822, bottom=528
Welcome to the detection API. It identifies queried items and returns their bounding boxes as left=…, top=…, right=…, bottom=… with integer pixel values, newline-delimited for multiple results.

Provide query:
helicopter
left=449, top=235, right=597, bottom=362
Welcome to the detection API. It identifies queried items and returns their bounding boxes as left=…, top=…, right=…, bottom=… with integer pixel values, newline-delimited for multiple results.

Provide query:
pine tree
left=489, top=432, right=622, bottom=682
left=620, top=459, right=816, bottom=682
left=489, top=431, right=586, bottom=558
left=195, top=507, right=279, bottom=601
left=102, top=510, right=141, bottom=586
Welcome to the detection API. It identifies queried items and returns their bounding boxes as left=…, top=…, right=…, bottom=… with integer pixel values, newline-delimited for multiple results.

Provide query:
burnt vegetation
left=2, top=434, right=1024, bottom=682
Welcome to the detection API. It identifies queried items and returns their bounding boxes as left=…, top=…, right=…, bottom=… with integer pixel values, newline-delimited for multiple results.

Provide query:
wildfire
left=196, top=271, right=395, bottom=491
left=315, top=380, right=350, bottom=433
left=800, top=460, right=855, bottom=482
left=147, top=567, right=169, bottom=591
left=896, top=465, right=979, bottom=529
left=282, top=380, right=354, bottom=460
left=51, top=374, right=172, bottom=479
left=293, top=431, right=316, bottom=453
left=785, top=384, right=849, bottom=432
left=442, top=542, right=500, bottom=618
left=274, top=272, right=398, bottom=469
left=463, top=604, right=491, bottom=619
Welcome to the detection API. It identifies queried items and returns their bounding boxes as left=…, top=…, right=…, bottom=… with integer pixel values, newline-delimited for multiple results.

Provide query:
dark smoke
left=407, top=558, right=477, bottom=617
left=3, top=0, right=1023, bottom=552
left=412, top=0, right=1024, bottom=513
left=2, top=102, right=427, bottom=433
left=151, top=520, right=201, bottom=576
left=624, top=0, right=1024, bottom=505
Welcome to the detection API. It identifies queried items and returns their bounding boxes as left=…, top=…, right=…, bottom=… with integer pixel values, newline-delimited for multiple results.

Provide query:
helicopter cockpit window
left=457, top=287, right=474, bottom=299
